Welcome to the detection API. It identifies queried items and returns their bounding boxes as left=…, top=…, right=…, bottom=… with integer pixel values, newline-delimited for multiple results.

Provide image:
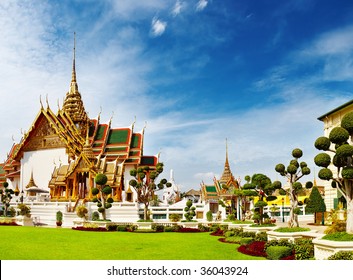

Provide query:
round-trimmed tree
left=91, top=173, right=113, bottom=220
left=239, top=173, right=275, bottom=224
left=0, top=182, right=14, bottom=217
left=314, top=111, right=353, bottom=233
left=129, top=162, right=168, bottom=221
left=274, top=148, right=311, bottom=228
left=184, top=199, right=196, bottom=222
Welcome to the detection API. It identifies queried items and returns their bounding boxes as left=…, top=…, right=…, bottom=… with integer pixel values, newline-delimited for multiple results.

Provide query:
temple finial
left=72, top=32, right=77, bottom=83
left=225, top=138, right=229, bottom=164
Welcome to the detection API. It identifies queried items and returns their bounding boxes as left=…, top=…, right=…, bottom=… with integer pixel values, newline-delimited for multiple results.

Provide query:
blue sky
left=1, top=0, right=353, bottom=191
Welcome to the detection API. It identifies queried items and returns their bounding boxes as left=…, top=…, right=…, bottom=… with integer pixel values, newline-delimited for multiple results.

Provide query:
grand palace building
left=0, top=43, right=158, bottom=205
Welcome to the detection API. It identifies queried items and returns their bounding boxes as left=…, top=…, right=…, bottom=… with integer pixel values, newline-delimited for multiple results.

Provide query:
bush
left=117, top=225, right=128, bottom=232
left=240, top=231, right=256, bottom=238
left=91, top=211, right=100, bottom=221
left=76, top=205, right=88, bottom=219
left=324, top=221, right=346, bottom=234
left=152, top=224, right=165, bottom=232
left=294, top=239, right=314, bottom=260
left=265, top=239, right=294, bottom=251
left=198, top=224, right=210, bottom=232
left=206, top=211, right=213, bottom=222
left=266, top=246, right=293, bottom=260
left=164, top=225, right=182, bottom=232
left=227, top=214, right=236, bottom=221
left=240, top=237, right=254, bottom=245
left=169, top=214, right=181, bottom=222
left=17, top=204, right=31, bottom=217
left=328, top=251, right=353, bottom=260
left=164, top=226, right=174, bottom=232
left=255, top=232, right=268, bottom=242
left=7, top=207, right=16, bottom=217
left=106, top=223, right=118, bottom=231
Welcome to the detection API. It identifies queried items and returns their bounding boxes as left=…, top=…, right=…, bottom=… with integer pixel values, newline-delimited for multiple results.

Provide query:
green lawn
left=0, top=226, right=265, bottom=260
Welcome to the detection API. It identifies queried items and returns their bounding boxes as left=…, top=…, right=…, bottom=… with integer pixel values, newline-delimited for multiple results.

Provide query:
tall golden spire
left=63, top=32, right=88, bottom=129
left=219, top=138, right=235, bottom=185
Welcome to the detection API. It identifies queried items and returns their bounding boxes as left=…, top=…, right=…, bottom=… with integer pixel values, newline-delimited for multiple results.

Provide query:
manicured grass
left=322, top=232, right=353, bottom=241
left=0, top=226, right=266, bottom=260
left=274, top=227, right=310, bottom=232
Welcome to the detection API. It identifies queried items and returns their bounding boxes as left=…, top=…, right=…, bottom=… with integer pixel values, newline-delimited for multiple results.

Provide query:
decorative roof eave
left=11, top=107, right=48, bottom=160
left=65, top=153, right=97, bottom=179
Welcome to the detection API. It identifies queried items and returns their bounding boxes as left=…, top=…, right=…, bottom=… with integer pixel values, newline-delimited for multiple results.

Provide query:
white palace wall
left=20, top=148, right=68, bottom=191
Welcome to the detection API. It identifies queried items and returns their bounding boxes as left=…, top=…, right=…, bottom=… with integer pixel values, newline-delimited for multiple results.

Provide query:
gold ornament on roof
left=62, top=32, right=88, bottom=125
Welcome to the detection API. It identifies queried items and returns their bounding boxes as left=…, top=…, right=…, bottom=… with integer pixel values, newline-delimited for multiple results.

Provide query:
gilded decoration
left=23, top=117, right=66, bottom=151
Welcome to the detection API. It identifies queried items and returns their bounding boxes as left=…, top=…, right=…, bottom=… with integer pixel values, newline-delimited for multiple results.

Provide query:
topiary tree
left=305, top=186, right=326, bottom=225
left=91, top=173, right=113, bottom=220
left=129, top=163, right=168, bottom=221
left=0, top=182, right=14, bottom=217
left=274, top=148, right=311, bottom=228
left=234, top=175, right=258, bottom=221
left=184, top=199, right=196, bottom=222
left=314, top=111, right=353, bottom=233
left=240, top=174, right=277, bottom=224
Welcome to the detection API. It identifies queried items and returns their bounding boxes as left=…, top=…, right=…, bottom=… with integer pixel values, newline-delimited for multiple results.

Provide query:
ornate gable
left=22, top=113, right=66, bottom=152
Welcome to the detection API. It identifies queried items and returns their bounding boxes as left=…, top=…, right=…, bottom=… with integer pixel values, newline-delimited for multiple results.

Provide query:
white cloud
left=150, top=16, right=168, bottom=37
left=171, top=0, right=183, bottom=17
left=196, top=0, right=208, bottom=12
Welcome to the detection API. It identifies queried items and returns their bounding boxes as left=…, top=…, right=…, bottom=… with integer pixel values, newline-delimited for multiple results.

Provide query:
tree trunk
left=144, top=202, right=149, bottom=221
left=346, top=198, right=353, bottom=234
left=101, top=193, right=106, bottom=220
left=288, top=185, right=299, bottom=228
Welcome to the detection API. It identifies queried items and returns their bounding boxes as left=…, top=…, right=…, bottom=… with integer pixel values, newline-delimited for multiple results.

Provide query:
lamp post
left=281, top=197, right=285, bottom=223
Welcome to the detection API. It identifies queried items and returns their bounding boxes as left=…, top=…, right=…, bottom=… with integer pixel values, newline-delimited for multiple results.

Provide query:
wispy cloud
left=196, top=0, right=208, bottom=12
left=150, top=16, right=168, bottom=37
left=171, top=0, right=183, bottom=17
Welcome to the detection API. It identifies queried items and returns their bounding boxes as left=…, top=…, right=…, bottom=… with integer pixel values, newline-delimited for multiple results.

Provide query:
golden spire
left=62, top=32, right=88, bottom=127
left=72, top=32, right=77, bottom=83
left=219, top=138, right=235, bottom=185
left=26, top=171, right=37, bottom=189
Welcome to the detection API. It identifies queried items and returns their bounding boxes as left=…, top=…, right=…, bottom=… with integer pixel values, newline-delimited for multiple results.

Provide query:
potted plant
left=56, top=211, right=63, bottom=226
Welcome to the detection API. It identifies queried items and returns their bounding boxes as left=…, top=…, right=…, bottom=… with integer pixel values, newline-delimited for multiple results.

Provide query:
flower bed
left=0, top=217, right=19, bottom=226
left=72, top=226, right=108, bottom=232
left=0, top=221, right=19, bottom=226
left=238, top=241, right=267, bottom=257
left=210, top=229, right=224, bottom=236
left=177, top=227, right=202, bottom=233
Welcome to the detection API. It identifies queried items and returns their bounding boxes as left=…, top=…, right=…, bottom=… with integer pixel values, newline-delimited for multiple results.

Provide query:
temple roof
left=219, top=139, right=236, bottom=186
left=62, top=34, right=88, bottom=125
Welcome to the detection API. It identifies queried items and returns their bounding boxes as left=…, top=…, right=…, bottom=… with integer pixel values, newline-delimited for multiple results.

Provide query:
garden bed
left=72, top=226, right=108, bottom=232
left=313, top=236, right=353, bottom=260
